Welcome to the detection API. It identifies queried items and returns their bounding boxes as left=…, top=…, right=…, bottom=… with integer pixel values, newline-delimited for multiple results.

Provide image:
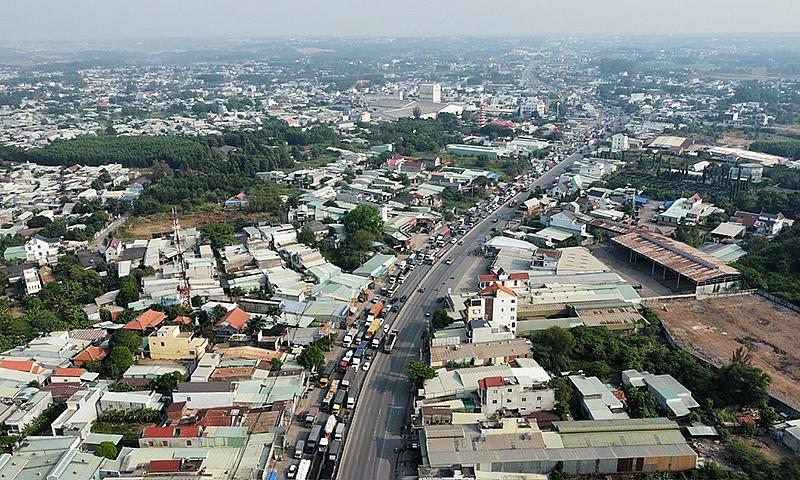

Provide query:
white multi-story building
left=24, top=235, right=60, bottom=263
left=419, top=83, right=441, bottom=103
left=611, top=133, right=630, bottom=151
left=23, top=268, right=41, bottom=295
left=479, top=375, right=555, bottom=416
left=476, top=283, right=518, bottom=335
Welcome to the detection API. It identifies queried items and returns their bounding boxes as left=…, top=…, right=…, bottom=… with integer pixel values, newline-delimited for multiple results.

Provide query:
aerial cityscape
left=1, top=1, right=800, bottom=479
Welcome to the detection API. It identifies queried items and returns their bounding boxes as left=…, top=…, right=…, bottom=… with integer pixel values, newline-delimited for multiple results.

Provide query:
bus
left=319, top=360, right=336, bottom=388
left=332, top=390, right=346, bottom=415
left=306, top=425, right=322, bottom=453
left=321, top=380, right=340, bottom=412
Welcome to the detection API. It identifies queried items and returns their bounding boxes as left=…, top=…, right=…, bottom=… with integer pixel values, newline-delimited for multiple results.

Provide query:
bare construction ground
left=650, top=294, right=800, bottom=411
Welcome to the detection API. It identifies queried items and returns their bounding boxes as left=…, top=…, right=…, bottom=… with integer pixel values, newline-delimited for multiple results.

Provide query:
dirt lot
left=118, top=211, right=266, bottom=239
left=718, top=132, right=751, bottom=149
left=651, top=294, right=800, bottom=411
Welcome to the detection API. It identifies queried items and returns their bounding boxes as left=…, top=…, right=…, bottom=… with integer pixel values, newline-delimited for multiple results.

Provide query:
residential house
left=214, top=307, right=251, bottom=341
left=478, top=375, right=555, bottom=416
left=148, top=325, right=208, bottom=360
left=140, top=425, right=202, bottom=448
left=22, top=267, right=41, bottom=295
left=51, top=385, right=106, bottom=436
left=105, top=237, right=123, bottom=262
left=123, top=309, right=167, bottom=332
left=98, top=390, right=164, bottom=413
left=5, top=390, right=54, bottom=433
left=429, top=338, right=532, bottom=369
left=50, top=367, right=98, bottom=384
left=656, top=194, right=720, bottom=226
left=172, top=382, right=236, bottom=410
left=224, top=192, right=248, bottom=209
left=622, top=369, right=699, bottom=419
left=25, top=234, right=60, bottom=263
left=473, top=283, right=518, bottom=335
left=568, top=374, right=628, bottom=420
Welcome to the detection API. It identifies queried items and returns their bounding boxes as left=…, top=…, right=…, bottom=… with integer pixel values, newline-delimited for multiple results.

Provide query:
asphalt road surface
left=338, top=153, right=579, bottom=479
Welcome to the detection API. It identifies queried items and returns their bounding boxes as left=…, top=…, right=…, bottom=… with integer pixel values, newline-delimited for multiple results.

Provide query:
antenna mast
left=172, top=206, right=192, bottom=306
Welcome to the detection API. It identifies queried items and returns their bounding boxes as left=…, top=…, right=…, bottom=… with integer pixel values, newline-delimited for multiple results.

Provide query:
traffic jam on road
left=286, top=162, right=565, bottom=480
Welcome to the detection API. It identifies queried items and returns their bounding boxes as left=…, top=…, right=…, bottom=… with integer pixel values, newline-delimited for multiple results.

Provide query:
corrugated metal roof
left=612, top=231, right=739, bottom=283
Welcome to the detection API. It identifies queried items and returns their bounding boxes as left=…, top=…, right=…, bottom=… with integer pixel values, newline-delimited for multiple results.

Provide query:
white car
left=383, top=324, right=390, bottom=333
left=362, top=361, right=371, bottom=371
left=287, top=464, right=298, bottom=479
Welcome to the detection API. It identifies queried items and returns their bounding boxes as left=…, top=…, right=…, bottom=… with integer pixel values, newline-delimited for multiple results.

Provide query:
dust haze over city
left=1, top=2, right=800, bottom=480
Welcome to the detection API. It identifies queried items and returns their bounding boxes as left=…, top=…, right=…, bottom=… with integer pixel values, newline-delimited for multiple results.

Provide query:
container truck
left=342, top=328, right=358, bottom=348
left=318, top=360, right=336, bottom=388
left=296, top=458, right=312, bottom=480
left=365, top=317, right=382, bottom=339
left=306, top=425, right=322, bottom=453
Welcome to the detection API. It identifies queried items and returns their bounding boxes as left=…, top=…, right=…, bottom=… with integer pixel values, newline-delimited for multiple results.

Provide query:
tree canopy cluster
left=734, top=226, right=800, bottom=306
left=365, top=115, right=461, bottom=155
left=321, top=204, right=384, bottom=271
left=528, top=313, right=772, bottom=412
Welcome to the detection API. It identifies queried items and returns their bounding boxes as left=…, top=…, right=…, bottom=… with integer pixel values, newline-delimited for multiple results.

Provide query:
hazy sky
left=4, top=0, right=800, bottom=42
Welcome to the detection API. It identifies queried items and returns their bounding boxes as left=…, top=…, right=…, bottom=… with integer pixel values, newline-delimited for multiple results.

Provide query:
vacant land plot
left=118, top=211, right=266, bottom=239
left=651, top=294, right=800, bottom=411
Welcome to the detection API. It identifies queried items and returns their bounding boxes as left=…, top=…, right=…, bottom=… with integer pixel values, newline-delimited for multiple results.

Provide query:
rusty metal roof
left=611, top=231, right=739, bottom=283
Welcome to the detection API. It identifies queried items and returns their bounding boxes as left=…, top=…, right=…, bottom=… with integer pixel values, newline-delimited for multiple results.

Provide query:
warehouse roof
left=422, top=419, right=697, bottom=468
left=430, top=338, right=531, bottom=365
left=611, top=231, right=739, bottom=283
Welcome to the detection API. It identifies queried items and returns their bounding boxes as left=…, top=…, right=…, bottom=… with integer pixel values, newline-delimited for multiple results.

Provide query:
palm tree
left=246, top=315, right=269, bottom=336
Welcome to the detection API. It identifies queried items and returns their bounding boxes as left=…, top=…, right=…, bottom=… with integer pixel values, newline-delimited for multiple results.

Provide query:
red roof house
left=124, top=309, right=167, bottom=331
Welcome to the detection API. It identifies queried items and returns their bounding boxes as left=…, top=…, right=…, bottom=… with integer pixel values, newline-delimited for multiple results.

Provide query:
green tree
left=104, top=346, right=135, bottom=379
left=624, top=386, right=659, bottom=418
left=200, top=222, right=235, bottom=248
left=431, top=309, right=454, bottom=330
left=109, top=329, right=141, bottom=353
left=405, top=361, right=437, bottom=382
left=342, top=204, right=383, bottom=240
left=529, top=327, right=576, bottom=372
left=115, top=276, right=140, bottom=307
left=297, top=345, right=325, bottom=370
left=246, top=315, right=269, bottom=335
left=94, top=441, right=118, bottom=460
left=270, top=358, right=283, bottom=371
left=715, top=360, right=771, bottom=408
left=297, top=228, right=316, bottom=247
left=148, top=371, right=184, bottom=395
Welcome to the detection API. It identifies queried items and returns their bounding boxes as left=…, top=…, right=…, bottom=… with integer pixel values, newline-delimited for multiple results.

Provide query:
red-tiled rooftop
left=477, top=283, right=517, bottom=297
left=72, top=346, right=108, bottom=365
left=216, top=307, right=250, bottom=331
left=148, top=459, right=182, bottom=473
left=0, top=359, right=45, bottom=374
left=124, top=309, right=167, bottom=331
left=53, top=367, right=86, bottom=377
left=478, top=376, right=505, bottom=389
left=142, top=425, right=200, bottom=438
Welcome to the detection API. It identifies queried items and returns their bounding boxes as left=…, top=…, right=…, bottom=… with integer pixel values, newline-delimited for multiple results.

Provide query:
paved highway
left=338, top=153, right=580, bottom=479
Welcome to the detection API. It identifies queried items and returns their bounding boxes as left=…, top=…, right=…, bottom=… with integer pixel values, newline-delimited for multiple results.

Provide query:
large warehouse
left=611, top=231, right=740, bottom=294
left=419, top=418, right=697, bottom=475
